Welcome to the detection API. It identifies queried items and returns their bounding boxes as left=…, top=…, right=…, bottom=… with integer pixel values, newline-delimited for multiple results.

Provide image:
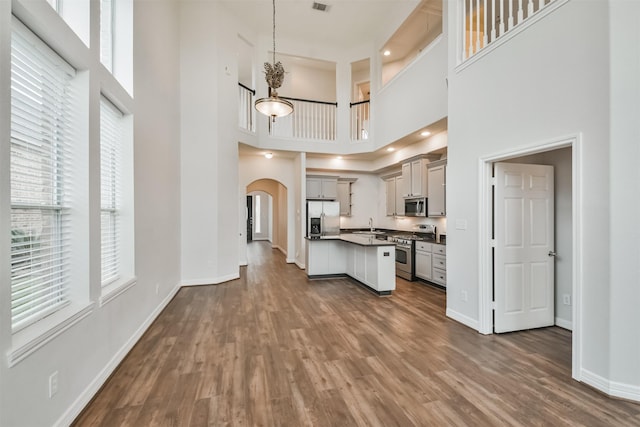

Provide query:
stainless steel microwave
left=404, top=197, right=427, bottom=217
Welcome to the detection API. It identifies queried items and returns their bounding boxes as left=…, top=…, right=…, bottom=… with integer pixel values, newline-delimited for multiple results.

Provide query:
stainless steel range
left=390, top=236, right=413, bottom=280
left=390, top=225, right=437, bottom=281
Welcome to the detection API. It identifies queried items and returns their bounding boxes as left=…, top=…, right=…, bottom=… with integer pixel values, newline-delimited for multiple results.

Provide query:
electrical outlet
left=563, top=294, right=571, bottom=306
left=461, top=290, right=468, bottom=302
left=155, top=283, right=160, bottom=295
left=49, top=371, right=58, bottom=398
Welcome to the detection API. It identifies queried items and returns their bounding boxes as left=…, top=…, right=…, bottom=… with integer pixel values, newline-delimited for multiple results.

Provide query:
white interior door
left=494, top=162, right=555, bottom=333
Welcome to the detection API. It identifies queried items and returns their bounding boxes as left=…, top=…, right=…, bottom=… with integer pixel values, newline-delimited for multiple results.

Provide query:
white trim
left=239, top=260, right=248, bottom=267
left=446, top=308, right=479, bottom=331
left=478, top=134, right=582, bottom=382
left=455, top=0, right=570, bottom=73
left=181, top=272, right=240, bottom=287
left=581, top=369, right=640, bottom=402
left=99, top=276, right=137, bottom=307
left=295, top=260, right=306, bottom=270
left=555, top=317, right=572, bottom=331
left=53, top=283, right=181, bottom=427
left=7, top=302, right=95, bottom=367
left=286, top=258, right=296, bottom=263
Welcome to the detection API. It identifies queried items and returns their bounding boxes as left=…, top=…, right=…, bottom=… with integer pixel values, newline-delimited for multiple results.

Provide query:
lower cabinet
left=415, top=242, right=432, bottom=281
left=415, top=241, right=446, bottom=287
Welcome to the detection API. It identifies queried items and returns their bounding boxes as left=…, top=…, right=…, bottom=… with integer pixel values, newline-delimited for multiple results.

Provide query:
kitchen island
left=305, top=234, right=396, bottom=295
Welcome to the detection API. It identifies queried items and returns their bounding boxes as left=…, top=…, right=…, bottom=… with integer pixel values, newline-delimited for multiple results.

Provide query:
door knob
left=548, top=251, right=557, bottom=257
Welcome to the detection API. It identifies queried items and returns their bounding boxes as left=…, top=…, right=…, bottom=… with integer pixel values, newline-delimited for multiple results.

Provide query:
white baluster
left=508, top=0, right=514, bottom=30
left=538, top=0, right=544, bottom=11
left=499, top=0, right=505, bottom=35
left=483, top=0, right=488, bottom=47
left=469, top=0, right=475, bottom=57
left=476, top=0, right=481, bottom=52
left=518, top=0, right=523, bottom=24
left=462, top=0, right=467, bottom=59
left=491, top=0, right=496, bottom=42
left=528, top=0, right=533, bottom=17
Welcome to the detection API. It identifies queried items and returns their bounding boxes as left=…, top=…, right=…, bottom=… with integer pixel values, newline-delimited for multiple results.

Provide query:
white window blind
left=10, top=19, right=76, bottom=331
left=100, top=97, right=123, bottom=286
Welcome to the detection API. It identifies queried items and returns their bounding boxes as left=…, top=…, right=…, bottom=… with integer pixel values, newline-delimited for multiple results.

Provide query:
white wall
left=279, top=61, right=337, bottom=103
left=608, top=0, right=640, bottom=394
left=446, top=0, right=639, bottom=399
left=374, top=36, right=448, bottom=146
left=0, top=0, right=182, bottom=425
left=180, top=1, right=240, bottom=285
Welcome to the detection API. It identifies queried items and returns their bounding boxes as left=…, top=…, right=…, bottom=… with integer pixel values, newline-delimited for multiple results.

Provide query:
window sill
left=100, top=276, right=137, bottom=307
left=8, top=301, right=95, bottom=368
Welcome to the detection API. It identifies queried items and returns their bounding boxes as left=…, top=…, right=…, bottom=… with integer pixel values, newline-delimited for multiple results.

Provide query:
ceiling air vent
left=312, top=2, right=330, bottom=12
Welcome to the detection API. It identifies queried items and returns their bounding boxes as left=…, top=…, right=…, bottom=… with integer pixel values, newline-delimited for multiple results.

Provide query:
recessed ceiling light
left=386, top=147, right=395, bottom=152
left=264, top=152, right=273, bottom=159
left=420, top=131, right=431, bottom=137
left=383, top=50, right=391, bottom=56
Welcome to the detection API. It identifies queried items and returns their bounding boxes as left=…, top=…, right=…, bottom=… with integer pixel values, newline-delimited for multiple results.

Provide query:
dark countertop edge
left=305, top=235, right=395, bottom=247
left=339, top=229, right=446, bottom=245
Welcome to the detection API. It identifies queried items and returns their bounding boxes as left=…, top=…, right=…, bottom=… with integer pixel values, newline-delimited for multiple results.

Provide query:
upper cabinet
left=307, top=176, right=338, bottom=200
left=385, top=175, right=405, bottom=216
left=427, top=160, right=446, bottom=216
left=401, top=158, right=428, bottom=198
left=337, top=178, right=357, bottom=216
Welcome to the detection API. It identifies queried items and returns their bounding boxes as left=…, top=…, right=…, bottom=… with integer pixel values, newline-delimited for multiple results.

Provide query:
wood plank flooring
left=73, top=241, right=640, bottom=426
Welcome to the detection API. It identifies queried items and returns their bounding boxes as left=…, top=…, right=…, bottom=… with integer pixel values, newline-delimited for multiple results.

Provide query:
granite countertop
left=305, top=234, right=395, bottom=247
left=341, top=229, right=446, bottom=245
left=338, top=233, right=396, bottom=247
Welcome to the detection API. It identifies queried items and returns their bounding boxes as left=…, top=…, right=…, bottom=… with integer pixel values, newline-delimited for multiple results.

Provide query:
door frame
left=478, top=134, right=583, bottom=381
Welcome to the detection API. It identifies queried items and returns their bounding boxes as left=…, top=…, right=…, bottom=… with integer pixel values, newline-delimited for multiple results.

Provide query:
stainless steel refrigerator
left=307, top=201, right=340, bottom=238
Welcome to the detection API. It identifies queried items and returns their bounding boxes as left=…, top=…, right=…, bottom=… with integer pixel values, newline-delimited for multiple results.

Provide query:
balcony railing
left=462, top=0, right=556, bottom=60
left=238, top=83, right=255, bottom=132
left=269, top=97, right=337, bottom=141
left=350, top=100, right=370, bottom=141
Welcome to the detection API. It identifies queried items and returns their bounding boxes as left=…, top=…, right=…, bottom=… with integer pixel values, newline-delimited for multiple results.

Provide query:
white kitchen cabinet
left=337, top=181, right=352, bottom=216
left=427, top=161, right=446, bottom=216
left=385, top=175, right=405, bottom=216
left=415, top=241, right=446, bottom=287
left=415, top=241, right=433, bottom=281
left=401, top=158, right=428, bottom=198
left=431, top=244, right=446, bottom=286
left=307, top=176, right=338, bottom=200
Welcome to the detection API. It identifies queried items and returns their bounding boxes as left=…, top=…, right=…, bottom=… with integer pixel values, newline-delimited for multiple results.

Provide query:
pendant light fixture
left=255, top=0, right=294, bottom=121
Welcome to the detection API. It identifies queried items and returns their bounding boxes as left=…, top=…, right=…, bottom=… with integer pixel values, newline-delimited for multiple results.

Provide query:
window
left=100, top=0, right=114, bottom=71
left=10, top=20, right=76, bottom=331
left=100, top=97, right=124, bottom=286
left=255, top=195, right=261, bottom=233
left=99, top=0, right=134, bottom=93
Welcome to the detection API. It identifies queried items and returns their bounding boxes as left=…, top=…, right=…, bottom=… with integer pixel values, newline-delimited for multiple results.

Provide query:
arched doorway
left=246, top=179, right=288, bottom=263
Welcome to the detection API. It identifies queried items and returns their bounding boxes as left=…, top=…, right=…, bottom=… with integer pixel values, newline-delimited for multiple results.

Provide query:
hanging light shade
left=255, top=90, right=293, bottom=119
left=255, top=0, right=293, bottom=121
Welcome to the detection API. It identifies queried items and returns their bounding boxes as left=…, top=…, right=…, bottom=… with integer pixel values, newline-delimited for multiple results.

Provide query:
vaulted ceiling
left=220, top=0, right=421, bottom=49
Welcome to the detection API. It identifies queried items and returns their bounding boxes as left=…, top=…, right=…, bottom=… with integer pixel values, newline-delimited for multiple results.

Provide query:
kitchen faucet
left=369, top=217, right=374, bottom=232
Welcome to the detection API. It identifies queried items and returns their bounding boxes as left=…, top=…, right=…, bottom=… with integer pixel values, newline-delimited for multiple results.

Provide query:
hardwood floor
left=73, top=241, right=640, bottom=426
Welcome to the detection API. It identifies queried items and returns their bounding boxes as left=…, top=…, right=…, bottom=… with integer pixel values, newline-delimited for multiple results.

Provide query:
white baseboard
left=54, top=283, right=181, bottom=427
left=286, top=258, right=295, bottom=263
left=181, top=272, right=240, bottom=286
left=446, top=308, right=479, bottom=331
left=295, top=260, right=306, bottom=270
left=555, top=317, right=573, bottom=331
left=581, top=368, right=640, bottom=402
